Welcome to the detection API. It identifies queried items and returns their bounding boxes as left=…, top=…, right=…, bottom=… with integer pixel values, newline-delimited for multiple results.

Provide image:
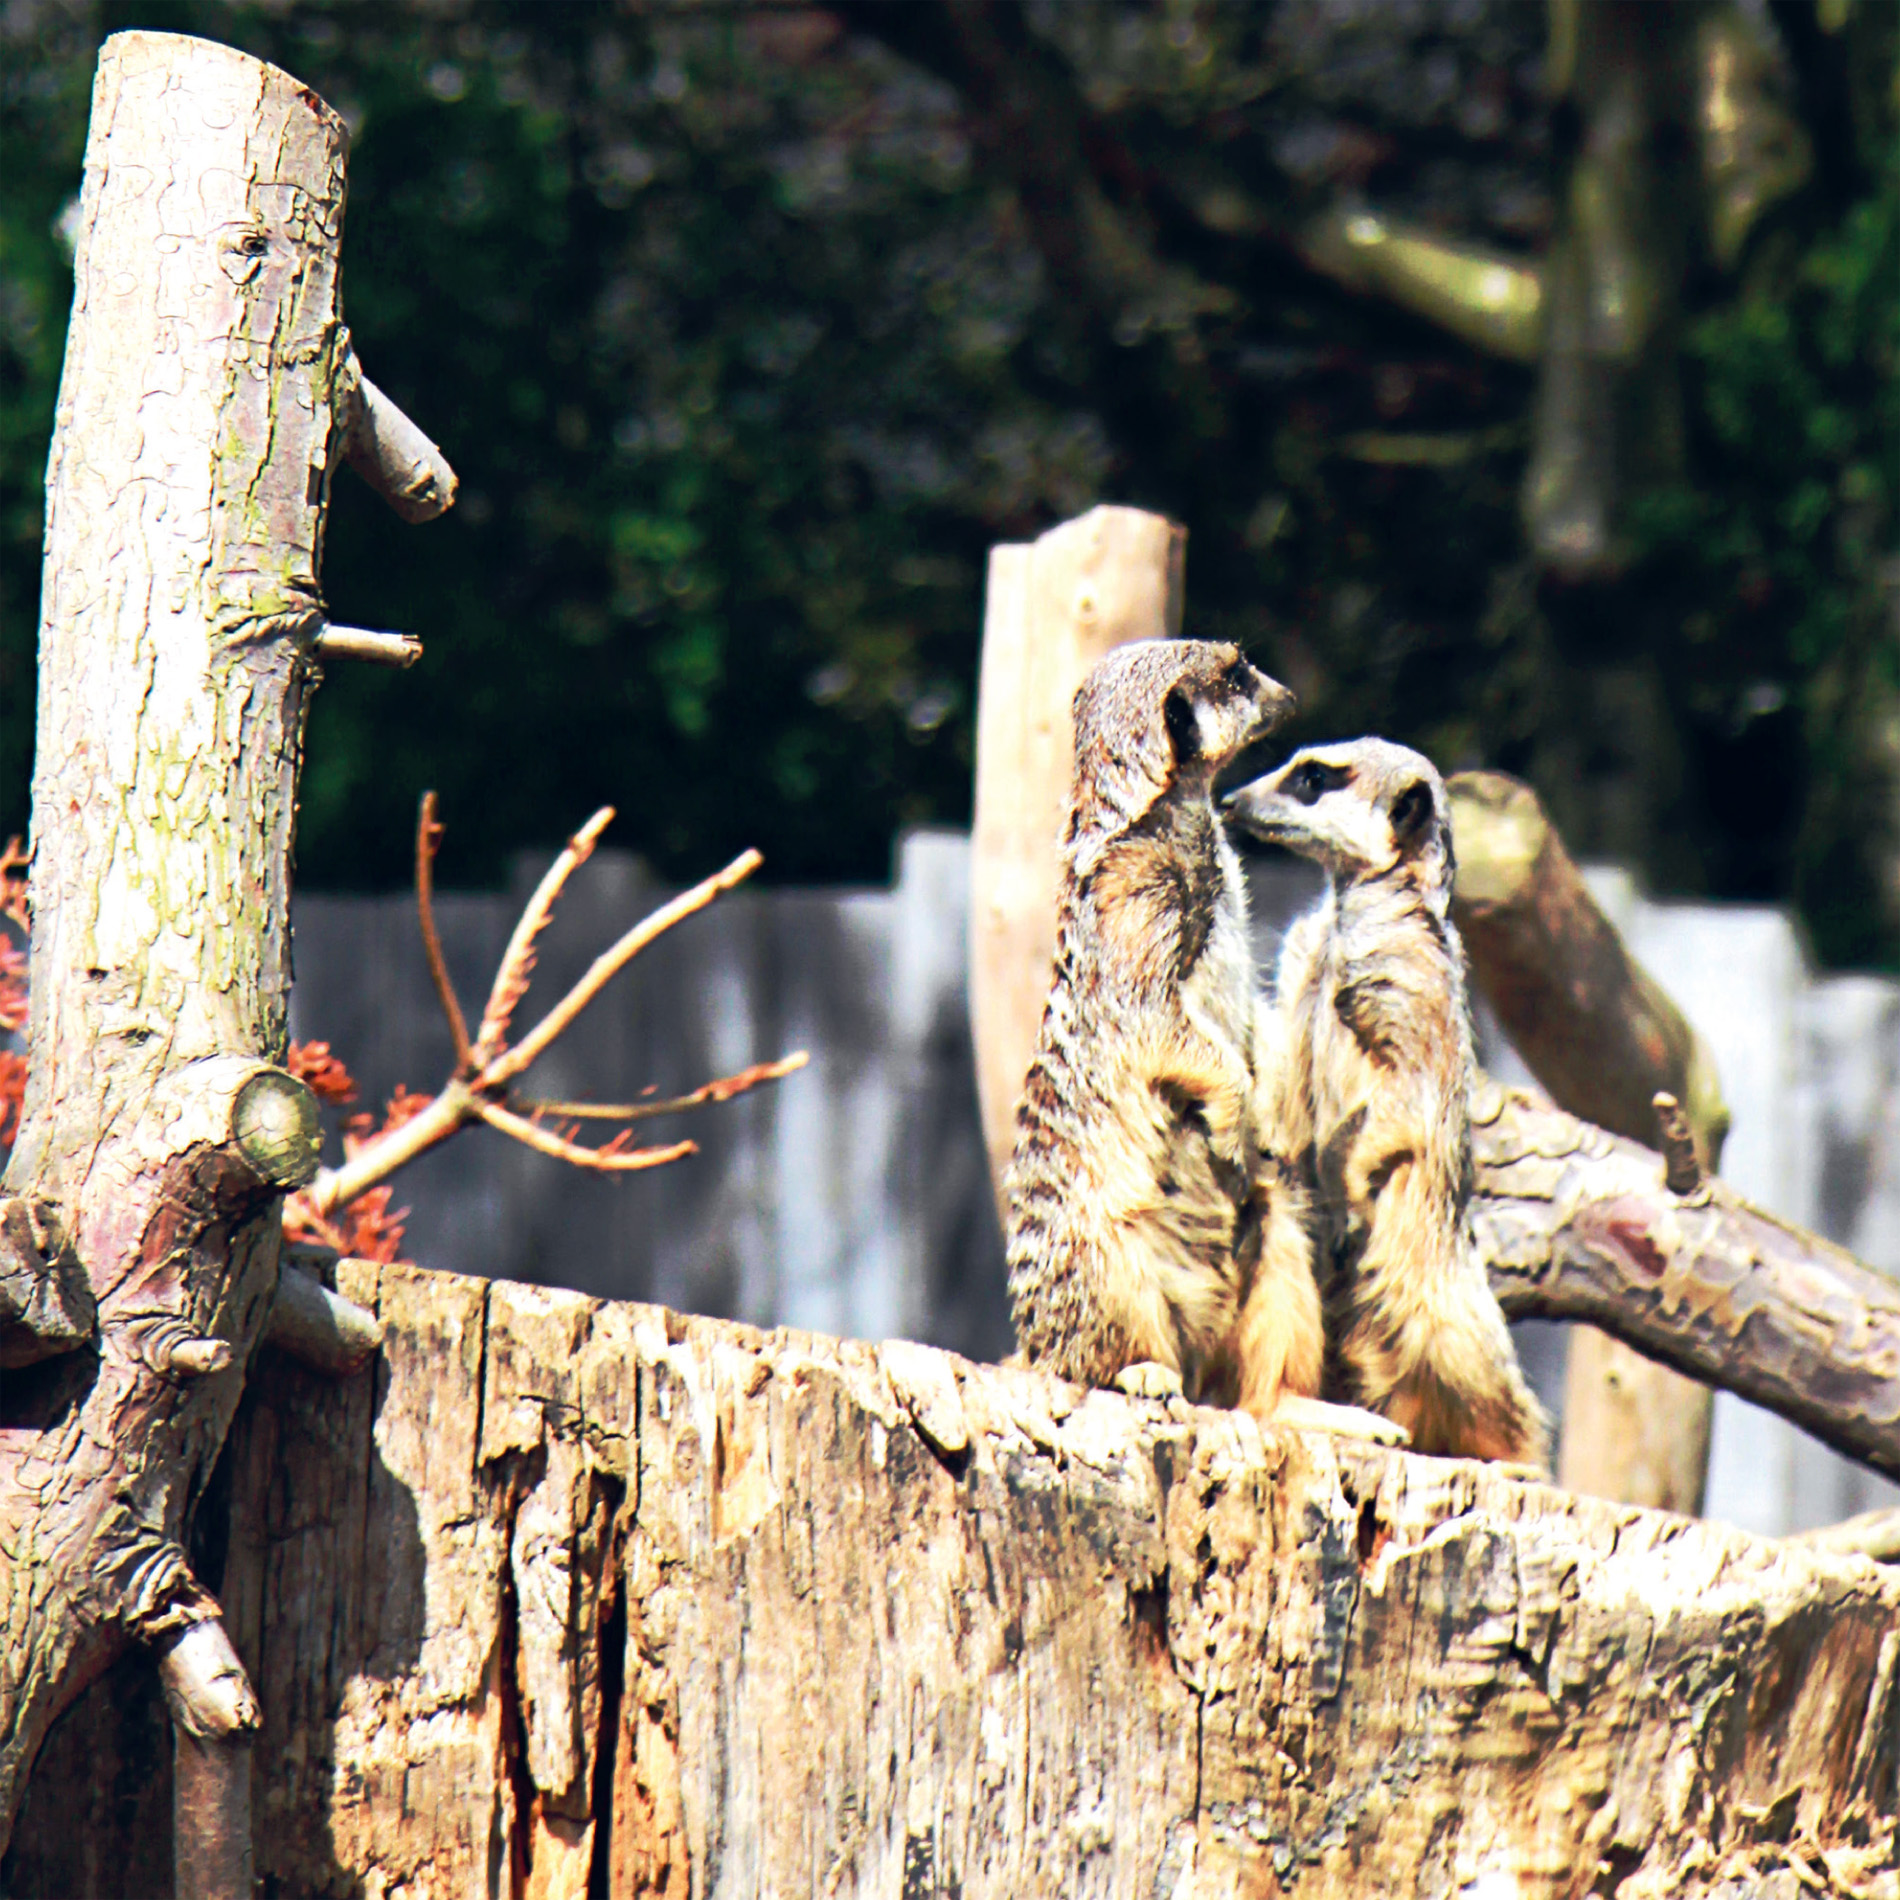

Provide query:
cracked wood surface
left=10, top=1259, right=1896, bottom=1898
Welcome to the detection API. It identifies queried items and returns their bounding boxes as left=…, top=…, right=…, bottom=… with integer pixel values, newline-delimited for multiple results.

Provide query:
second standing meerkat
left=1005, top=641, right=1402, bottom=1443
left=1225, top=739, right=1549, bottom=1466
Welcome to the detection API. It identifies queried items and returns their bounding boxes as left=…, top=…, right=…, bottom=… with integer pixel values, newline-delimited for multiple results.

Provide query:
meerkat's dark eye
left=1220, top=657, right=1254, bottom=696
left=1287, top=759, right=1350, bottom=804
left=1164, top=687, right=1201, bottom=763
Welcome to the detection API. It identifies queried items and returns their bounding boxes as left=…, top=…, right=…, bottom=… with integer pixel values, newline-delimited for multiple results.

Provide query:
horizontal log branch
left=1474, top=1081, right=1900, bottom=1483
left=1792, top=1506, right=1900, bottom=1564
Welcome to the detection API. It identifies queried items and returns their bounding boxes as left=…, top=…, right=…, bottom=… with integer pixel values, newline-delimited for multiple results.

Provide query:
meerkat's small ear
left=1164, top=687, right=1201, bottom=765
left=1391, top=780, right=1436, bottom=852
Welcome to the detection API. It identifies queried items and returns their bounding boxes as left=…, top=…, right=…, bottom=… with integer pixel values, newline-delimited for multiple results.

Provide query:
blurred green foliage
left=0, top=0, right=1894, bottom=967
left=1627, top=172, right=1899, bottom=963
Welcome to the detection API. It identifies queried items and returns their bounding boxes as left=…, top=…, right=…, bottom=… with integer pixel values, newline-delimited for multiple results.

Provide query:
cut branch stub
left=1652, top=1090, right=1706, bottom=1198
left=313, top=625, right=422, bottom=669
left=262, top=1258, right=383, bottom=1375
left=338, top=344, right=459, bottom=523
left=0, top=1197, right=92, bottom=1368
left=229, top=1068, right=322, bottom=1191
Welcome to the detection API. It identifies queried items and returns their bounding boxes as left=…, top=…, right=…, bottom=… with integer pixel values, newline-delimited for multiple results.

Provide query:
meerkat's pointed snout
left=1249, top=670, right=1297, bottom=736
left=1225, top=737, right=1455, bottom=887
left=1222, top=781, right=1276, bottom=838
left=1221, top=758, right=1319, bottom=849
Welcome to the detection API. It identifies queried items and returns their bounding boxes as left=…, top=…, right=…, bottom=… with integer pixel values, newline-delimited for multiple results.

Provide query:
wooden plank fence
left=288, top=832, right=1900, bottom=1539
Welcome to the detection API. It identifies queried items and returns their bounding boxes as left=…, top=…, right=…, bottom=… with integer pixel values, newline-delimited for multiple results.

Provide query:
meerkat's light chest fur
left=1004, top=639, right=1353, bottom=1423
left=1230, top=741, right=1547, bottom=1465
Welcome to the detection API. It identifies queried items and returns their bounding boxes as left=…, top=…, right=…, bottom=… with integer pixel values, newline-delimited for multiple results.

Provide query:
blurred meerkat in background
left=1004, top=640, right=1404, bottom=1444
left=1226, top=739, right=1549, bottom=1467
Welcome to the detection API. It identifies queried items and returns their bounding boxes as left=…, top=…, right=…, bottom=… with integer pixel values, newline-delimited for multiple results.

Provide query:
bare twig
left=302, top=1087, right=466, bottom=1220
left=415, top=793, right=472, bottom=1072
left=519, top=1051, right=810, bottom=1123
left=485, top=848, right=764, bottom=1088
left=295, top=810, right=798, bottom=1229
left=472, top=807, right=615, bottom=1065
left=473, top=1098, right=697, bottom=1172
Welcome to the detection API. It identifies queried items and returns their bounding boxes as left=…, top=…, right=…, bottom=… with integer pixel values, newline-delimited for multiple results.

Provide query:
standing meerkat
left=1005, top=640, right=1403, bottom=1442
left=1225, top=739, right=1549, bottom=1466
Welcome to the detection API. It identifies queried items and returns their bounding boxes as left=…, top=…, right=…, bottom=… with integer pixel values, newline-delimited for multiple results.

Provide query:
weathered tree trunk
left=968, top=504, right=1185, bottom=1191
left=1449, top=768, right=1728, bottom=1515
left=9, top=1262, right=1895, bottom=1898
left=0, top=30, right=450, bottom=1873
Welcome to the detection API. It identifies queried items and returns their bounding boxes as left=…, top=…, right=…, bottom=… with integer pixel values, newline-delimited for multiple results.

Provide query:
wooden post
left=968, top=506, right=1186, bottom=1194
left=0, top=32, right=452, bottom=1884
left=1449, top=770, right=1728, bottom=1514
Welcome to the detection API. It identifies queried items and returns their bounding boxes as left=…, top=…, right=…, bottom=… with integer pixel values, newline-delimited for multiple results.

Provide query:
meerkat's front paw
left=1114, top=1361, right=1185, bottom=1401
left=1266, top=1394, right=1412, bottom=1446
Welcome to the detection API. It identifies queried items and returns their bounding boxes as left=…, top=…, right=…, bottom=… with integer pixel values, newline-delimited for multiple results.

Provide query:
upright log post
left=1450, top=770, right=1730, bottom=1513
left=0, top=32, right=453, bottom=1884
left=968, top=505, right=1185, bottom=1194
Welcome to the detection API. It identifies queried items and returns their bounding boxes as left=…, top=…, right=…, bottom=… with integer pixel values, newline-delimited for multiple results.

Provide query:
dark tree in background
left=1, top=0, right=1894, bottom=962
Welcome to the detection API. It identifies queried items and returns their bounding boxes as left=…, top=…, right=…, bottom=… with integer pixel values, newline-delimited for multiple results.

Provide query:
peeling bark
left=11, top=1262, right=1895, bottom=1897
left=0, top=30, right=451, bottom=1867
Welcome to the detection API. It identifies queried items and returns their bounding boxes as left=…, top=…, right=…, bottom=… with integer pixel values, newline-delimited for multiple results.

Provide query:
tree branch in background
left=831, top=0, right=1252, bottom=445
left=1764, top=0, right=1883, bottom=208
left=1450, top=767, right=1730, bottom=1515
left=1474, top=1082, right=1900, bottom=1488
